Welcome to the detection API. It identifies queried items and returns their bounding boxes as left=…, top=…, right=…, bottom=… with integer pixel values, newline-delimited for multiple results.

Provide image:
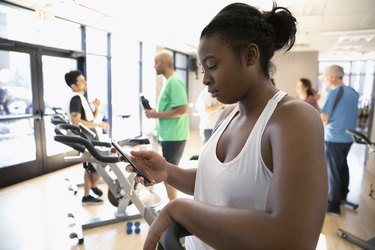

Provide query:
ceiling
left=3, top=0, right=375, bottom=60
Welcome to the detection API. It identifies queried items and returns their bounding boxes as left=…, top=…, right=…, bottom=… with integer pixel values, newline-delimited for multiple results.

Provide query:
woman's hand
left=122, top=150, right=169, bottom=186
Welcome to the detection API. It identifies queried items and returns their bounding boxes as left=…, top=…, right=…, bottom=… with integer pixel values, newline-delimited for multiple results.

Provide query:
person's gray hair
left=328, top=65, right=344, bottom=80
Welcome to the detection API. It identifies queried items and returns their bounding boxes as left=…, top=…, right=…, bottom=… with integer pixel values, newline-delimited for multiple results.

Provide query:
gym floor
left=0, top=129, right=374, bottom=250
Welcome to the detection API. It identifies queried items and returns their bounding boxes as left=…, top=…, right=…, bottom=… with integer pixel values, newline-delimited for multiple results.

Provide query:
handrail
left=346, top=129, right=375, bottom=153
left=0, top=114, right=34, bottom=121
left=54, top=135, right=119, bottom=163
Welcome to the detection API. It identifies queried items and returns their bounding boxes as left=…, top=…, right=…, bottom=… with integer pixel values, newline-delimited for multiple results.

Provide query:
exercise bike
left=54, top=123, right=190, bottom=249
left=336, top=129, right=375, bottom=250
left=49, top=107, right=152, bottom=196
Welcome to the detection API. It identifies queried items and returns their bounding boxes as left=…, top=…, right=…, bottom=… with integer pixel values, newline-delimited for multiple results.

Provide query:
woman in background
left=296, top=78, right=320, bottom=111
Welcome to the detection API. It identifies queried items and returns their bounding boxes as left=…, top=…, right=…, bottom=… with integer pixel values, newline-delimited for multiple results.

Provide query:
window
left=318, top=60, right=375, bottom=131
left=0, top=4, right=81, bottom=51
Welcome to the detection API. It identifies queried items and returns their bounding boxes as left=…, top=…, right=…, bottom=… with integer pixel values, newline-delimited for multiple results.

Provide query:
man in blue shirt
left=321, top=65, right=359, bottom=216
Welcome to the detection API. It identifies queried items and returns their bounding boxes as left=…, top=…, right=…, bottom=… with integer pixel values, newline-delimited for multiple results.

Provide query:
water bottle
left=140, top=96, right=152, bottom=110
left=102, top=116, right=108, bottom=134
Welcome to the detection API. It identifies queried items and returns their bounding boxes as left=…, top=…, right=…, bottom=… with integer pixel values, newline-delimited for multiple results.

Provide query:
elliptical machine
left=336, top=129, right=375, bottom=250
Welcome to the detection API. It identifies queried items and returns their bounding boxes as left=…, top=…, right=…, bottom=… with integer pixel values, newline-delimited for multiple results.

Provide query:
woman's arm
left=165, top=164, right=197, bottom=195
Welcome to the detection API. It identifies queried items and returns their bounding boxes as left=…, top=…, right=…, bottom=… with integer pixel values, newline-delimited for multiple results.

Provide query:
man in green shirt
left=144, top=50, right=189, bottom=200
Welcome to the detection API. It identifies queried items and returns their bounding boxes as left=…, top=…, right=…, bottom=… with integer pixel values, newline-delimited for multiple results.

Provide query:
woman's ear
left=245, top=44, right=259, bottom=66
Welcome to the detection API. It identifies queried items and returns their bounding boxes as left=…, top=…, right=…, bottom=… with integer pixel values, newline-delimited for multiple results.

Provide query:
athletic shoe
left=91, top=187, right=103, bottom=197
left=82, top=195, right=104, bottom=205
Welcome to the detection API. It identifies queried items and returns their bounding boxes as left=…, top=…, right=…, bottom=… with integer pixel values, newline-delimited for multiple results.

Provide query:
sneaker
left=82, top=195, right=104, bottom=205
left=91, top=187, right=103, bottom=197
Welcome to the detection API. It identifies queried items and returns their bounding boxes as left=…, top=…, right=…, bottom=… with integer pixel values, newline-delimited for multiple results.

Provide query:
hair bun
left=265, top=5, right=297, bottom=51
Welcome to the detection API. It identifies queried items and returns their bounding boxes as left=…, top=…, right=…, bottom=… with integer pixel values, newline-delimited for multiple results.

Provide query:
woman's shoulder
left=276, top=95, right=321, bottom=122
left=266, top=95, right=324, bottom=142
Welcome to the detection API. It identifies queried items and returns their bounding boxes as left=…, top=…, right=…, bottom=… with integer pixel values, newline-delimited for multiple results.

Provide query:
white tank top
left=185, top=91, right=287, bottom=250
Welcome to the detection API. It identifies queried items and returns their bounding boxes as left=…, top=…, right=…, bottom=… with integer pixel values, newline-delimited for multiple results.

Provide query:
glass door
left=42, top=55, right=81, bottom=169
left=0, top=45, right=82, bottom=188
left=0, top=2, right=91, bottom=188
left=0, top=49, right=42, bottom=187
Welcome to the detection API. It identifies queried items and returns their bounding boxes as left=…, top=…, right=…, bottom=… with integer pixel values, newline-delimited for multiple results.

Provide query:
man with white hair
left=321, top=65, right=359, bottom=216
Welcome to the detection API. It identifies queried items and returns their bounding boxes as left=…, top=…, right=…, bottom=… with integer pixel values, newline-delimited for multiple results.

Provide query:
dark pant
left=82, top=128, right=99, bottom=174
left=325, top=141, right=352, bottom=210
left=160, top=140, right=186, bottom=165
left=83, top=162, right=97, bottom=173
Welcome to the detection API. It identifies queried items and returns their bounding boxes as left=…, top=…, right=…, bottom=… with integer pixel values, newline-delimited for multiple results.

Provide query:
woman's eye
left=199, top=63, right=217, bottom=74
left=207, top=64, right=217, bottom=70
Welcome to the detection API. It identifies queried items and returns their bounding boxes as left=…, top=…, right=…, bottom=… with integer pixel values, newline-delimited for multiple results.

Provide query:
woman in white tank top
left=125, top=3, right=327, bottom=249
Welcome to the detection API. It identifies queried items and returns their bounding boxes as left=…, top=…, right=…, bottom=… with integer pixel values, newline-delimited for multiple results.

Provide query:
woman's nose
left=202, top=73, right=212, bottom=86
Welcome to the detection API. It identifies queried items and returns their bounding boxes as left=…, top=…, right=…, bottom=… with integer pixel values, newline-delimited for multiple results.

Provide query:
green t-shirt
left=156, top=74, right=189, bottom=141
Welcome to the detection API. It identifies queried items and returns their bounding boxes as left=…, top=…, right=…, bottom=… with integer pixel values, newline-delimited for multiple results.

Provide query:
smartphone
left=111, top=140, right=151, bottom=184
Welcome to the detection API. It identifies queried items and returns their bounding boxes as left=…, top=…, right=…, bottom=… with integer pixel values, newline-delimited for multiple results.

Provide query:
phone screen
left=111, top=140, right=151, bottom=184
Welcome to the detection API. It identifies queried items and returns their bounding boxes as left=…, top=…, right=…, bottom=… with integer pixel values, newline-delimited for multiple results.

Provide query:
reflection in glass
left=0, top=118, right=35, bottom=167
left=0, top=50, right=35, bottom=167
left=0, top=51, right=32, bottom=115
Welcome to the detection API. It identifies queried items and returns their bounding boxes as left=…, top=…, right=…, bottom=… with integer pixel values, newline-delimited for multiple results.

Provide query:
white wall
left=273, top=51, right=319, bottom=98
left=140, top=42, right=158, bottom=137
left=188, top=70, right=204, bottom=131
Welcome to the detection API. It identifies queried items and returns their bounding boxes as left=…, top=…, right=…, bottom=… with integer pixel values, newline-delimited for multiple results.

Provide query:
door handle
left=34, top=110, right=44, bottom=120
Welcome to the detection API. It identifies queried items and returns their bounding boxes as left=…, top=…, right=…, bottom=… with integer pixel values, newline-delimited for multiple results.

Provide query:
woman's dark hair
left=300, top=78, right=314, bottom=96
left=64, top=70, right=83, bottom=87
left=200, top=2, right=297, bottom=79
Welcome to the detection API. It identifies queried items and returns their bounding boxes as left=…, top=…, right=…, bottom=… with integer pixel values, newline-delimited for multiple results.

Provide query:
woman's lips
left=209, top=89, right=218, bottom=98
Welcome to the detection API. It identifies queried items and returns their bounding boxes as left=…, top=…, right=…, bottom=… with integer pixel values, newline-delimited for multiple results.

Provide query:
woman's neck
left=299, top=93, right=307, bottom=100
